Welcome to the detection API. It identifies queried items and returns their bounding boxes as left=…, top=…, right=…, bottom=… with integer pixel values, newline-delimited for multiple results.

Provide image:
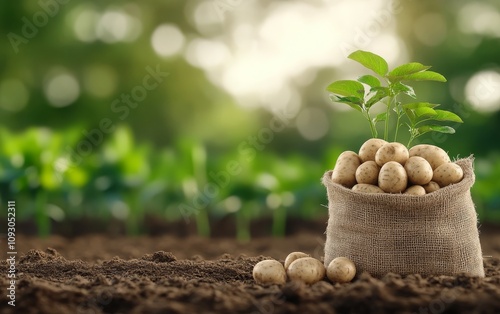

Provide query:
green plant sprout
left=326, top=50, right=463, bottom=147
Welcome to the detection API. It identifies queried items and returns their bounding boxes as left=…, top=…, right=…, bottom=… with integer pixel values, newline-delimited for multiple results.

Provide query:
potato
left=331, top=151, right=361, bottom=188
left=423, top=181, right=440, bottom=193
left=352, top=184, right=384, bottom=194
left=287, top=257, right=326, bottom=285
left=253, top=260, right=286, bottom=285
left=326, top=257, right=356, bottom=283
left=355, top=161, right=380, bottom=185
left=375, top=142, right=409, bottom=166
left=284, top=252, right=309, bottom=271
left=378, top=161, right=408, bottom=193
left=404, top=156, right=433, bottom=185
left=404, top=185, right=426, bottom=195
left=432, top=162, right=464, bottom=187
left=358, top=138, right=388, bottom=162
left=409, top=144, right=450, bottom=170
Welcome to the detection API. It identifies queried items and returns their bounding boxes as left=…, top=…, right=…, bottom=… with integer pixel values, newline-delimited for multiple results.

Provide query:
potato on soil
left=355, top=161, right=380, bottom=185
left=327, top=257, right=356, bottom=283
left=423, top=181, right=440, bottom=193
left=253, top=260, right=286, bottom=285
left=404, top=156, right=433, bottom=185
left=331, top=151, right=361, bottom=188
left=284, top=252, right=309, bottom=271
left=404, top=185, right=426, bottom=195
left=358, top=138, right=388, bottom=162
left=375, top=142, right=409, bottom=166
left=378, top=161, right=408, bottom=193
left=287, top=257, right=326, bottom=285
left=352, top=184, right=384, bottom=194
left=409, top=144, right=450, bottom=170
left=432, top=162, right=464, bottom=187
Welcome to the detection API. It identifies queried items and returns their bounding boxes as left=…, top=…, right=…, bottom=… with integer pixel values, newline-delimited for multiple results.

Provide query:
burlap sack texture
left=322, top=157, right=484, bottom=278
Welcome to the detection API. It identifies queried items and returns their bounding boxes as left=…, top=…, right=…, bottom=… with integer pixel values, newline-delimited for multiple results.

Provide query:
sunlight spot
left=266, top=193, right=282, bottom=209
left=44, top=72, right=80, bottom=107
left=223, top=196, right=242, bottom=213
left=465, top=70, right=500, bottom=113
left=151, top=24, right=185, bottom=57
left=296, top=108, right=329, bottom=141
left=73, top=7, right=100, bottom=42
left=47, top=204, right=65, bottom=222
left=458, top=2, right=500, bottom=37
left=256, top=173, right=279, bottom=190
left=111, top=200, right=129, bottom=220
left=185, top=38, right=230, bottom=69
left=414, top=13, right=447, bottom=46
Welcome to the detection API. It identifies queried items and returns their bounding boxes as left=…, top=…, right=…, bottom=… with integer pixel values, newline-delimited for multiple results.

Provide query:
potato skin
left=358, top=138, right=388, bottom=162
left=327, top=257, right=356, bottom=283
left=284, top=252, right=309, bottom=271
left=355, top=161, right=380, bottom=185
left=253, top=260, right=286, bottom=285
left=423, top=181, right=440, bottom=193
left=404, top=185, right=426, bottom=195
left=331, top=151, right=361, bottom=188
left=287, top=257, right=326, bottom=285
left=352, top=184, right=384, bottom=194
left=432, top=162, right=463, bottom=187
left=375, top=142, right=409, bottom=166
left=378, top=161, right=408, bottom=193
left=404, top=156, right=433, bottom=185
left=409, top=144, right=450, bottom=170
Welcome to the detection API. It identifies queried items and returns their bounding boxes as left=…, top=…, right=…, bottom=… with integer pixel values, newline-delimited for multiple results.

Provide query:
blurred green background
left=1, top=0, right=499, bottom=238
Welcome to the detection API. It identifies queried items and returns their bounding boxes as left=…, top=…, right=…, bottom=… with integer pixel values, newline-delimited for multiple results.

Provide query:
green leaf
left=391, top=82, right=416, bottom=98
left=402, top=102, right=440, bottom=109
left=326, top=80, right=365, bottom=98
left=388, top=62, right=431, bottom=77
left=430, top=110, right=463, bottom=123
left=414, top=107, right=437, bottom=118
left=357, top=75, right=381, bottom=87
left=366, top=86, right=389, bottom=107
left=348, top=50, right=388, bottom=76
left=417, top=125, right=456, bottom=135
left=329, top=95, right=362, bottom=112
left=373, top=112, right=387, bottom=123
left=398, top=71, right=447, bottom=82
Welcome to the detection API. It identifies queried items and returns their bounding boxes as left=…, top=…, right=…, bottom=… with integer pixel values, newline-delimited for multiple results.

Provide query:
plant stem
left=363, top=110, right=377, bottom=138
left=384, top=96, right=394, bottom=141
left=35, top=190, right=50, bottom=237
left=236, top=209, right=250, bottom=242
left=192, top=143, right=211, bottom=237
left=195, top=207, right=211, bottom=237
left=393, top=99, right=401, bottom=142
left=272, top=207, right=286, bottom=237
left=407, top=129, right=417, bottom=147
left=126, top=191, right=140, bottom=236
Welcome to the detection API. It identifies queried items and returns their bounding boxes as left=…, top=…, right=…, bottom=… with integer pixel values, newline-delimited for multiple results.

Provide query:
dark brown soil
left=1, top=225, right=500, bottom=314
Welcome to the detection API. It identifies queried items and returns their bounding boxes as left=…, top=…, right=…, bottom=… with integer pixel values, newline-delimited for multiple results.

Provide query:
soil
left=1, top=223, right=500, bottom=314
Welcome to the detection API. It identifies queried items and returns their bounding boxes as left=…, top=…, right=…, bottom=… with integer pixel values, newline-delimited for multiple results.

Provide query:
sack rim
left=322, top=156, right=475, bottom=202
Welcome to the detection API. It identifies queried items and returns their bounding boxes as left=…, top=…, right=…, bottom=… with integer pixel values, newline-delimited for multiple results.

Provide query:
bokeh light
left=44, top=72, right=80, bottom=108
left=151, top=24, right=185, bottom=57
left=296, top=108, right=329, bottom=141
left=413, top=13, right=447, bottom=46
left=465, top=69, right=500, bottom=113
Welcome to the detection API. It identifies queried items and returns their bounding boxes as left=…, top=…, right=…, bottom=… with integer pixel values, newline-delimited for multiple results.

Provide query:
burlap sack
left=322, top=157, right=484, bottom=277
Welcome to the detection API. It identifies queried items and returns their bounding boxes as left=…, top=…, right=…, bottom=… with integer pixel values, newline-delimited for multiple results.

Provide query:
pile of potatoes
left=331, top=140, right=464, bottom=195
left=253, top=253, right=356, bottom=285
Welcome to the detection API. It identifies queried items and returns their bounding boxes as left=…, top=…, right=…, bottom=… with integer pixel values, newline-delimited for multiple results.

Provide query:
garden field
left=1, top=221, right=499, bottom=314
